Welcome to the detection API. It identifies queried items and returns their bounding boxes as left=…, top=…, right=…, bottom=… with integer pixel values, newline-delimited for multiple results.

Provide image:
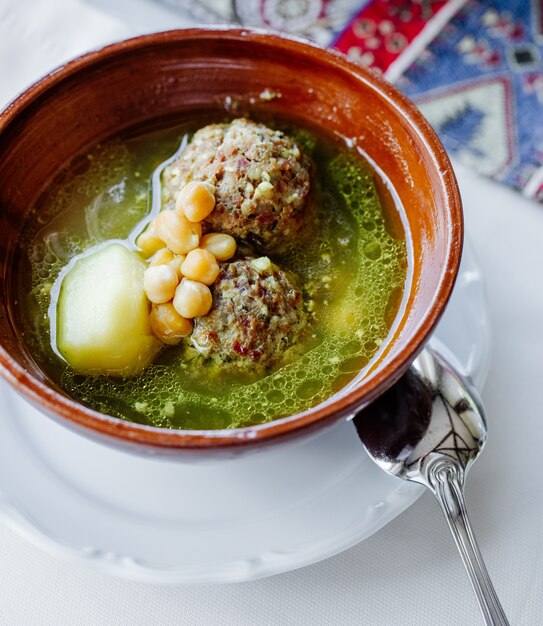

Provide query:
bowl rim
left=0, top=27, right=463, bottom=449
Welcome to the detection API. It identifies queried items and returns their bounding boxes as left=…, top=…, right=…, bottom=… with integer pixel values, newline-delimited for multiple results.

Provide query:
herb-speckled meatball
left=191, top=257, right=307, bottom=369
left=162, top=118, right=312, bottom=252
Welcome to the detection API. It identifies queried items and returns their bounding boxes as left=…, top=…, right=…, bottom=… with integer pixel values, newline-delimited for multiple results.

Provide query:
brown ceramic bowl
left=0, top=28, right=462, bottom=456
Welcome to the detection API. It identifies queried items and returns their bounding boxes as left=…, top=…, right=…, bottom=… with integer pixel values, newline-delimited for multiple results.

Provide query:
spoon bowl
left=357, top=348, right=486, bottom=484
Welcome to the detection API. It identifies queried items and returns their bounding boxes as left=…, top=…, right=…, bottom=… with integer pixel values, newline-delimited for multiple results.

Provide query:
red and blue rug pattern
left=232, top=0, right=543, bottom=202
left=333, top=0, right=543, bottom=201
left=333, top=0, right=543, bottom=202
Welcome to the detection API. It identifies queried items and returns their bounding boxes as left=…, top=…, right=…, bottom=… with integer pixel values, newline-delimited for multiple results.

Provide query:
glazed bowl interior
left=0, top=29, right=462, bottom=452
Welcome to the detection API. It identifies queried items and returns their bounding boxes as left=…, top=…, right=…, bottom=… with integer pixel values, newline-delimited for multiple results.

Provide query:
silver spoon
left=353, top=346, right=509, bottom=625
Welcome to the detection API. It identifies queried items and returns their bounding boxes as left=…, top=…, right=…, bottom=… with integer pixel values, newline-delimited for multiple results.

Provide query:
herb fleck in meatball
left=191, top=257, right=307, bottom=369
left=162, top=118, right=312, bottom=252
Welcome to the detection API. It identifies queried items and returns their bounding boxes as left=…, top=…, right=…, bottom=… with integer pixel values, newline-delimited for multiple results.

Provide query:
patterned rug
left=163, top=0, right=543, bottom=202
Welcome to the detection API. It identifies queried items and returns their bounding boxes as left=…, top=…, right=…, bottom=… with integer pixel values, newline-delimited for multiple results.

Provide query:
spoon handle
left=427, top=459, right=510, bottom=626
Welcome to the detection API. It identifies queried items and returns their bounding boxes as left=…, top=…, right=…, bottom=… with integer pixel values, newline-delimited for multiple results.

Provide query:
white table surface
left=1, top=1, right=542, bottom=624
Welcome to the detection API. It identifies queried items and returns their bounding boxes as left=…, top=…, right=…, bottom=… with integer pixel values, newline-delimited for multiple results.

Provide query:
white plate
left=0, top=242, right=489, bottom=584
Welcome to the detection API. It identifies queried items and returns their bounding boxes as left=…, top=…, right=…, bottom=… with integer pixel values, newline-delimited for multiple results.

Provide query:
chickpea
left=176, top=181, right=216, bottom=223
left=149, top=303, right=193, bottom=345
left=200, top=233, right=236, bottom=261
left=136, top=223, right=164, bottom=258
left=143, top=264, right=179, bottom=304
left=155, top=210, right=202, bottom=255
left=180, top=249, right=220, bottom=286
left=149, top=247, right=174, bottom=266
left=173, top=278, right=213, bottom=318
left=169, top=254, right=185, bottom=278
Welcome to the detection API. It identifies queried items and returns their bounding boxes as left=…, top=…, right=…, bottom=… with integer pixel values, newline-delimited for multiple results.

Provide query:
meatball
left=191, top=257, right=307, bottom=369
left=162, top=118, right=312, bottom=252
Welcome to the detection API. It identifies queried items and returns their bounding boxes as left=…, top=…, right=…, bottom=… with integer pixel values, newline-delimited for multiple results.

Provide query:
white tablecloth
left=1, top=1, right=542, bottom=624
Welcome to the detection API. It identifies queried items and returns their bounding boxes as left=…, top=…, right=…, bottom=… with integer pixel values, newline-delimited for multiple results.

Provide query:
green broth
left=17, top=120, right=408, bottom=429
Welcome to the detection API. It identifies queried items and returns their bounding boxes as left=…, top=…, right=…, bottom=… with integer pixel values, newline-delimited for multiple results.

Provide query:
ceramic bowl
left=0, top=28, right=462, bottom=456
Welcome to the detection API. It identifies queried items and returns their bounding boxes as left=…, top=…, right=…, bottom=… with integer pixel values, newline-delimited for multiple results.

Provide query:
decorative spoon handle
left=427, top=459, right=510, bottom=626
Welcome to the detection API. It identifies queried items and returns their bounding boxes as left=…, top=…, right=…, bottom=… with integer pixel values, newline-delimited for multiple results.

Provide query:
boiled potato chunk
left=56, top=244, right=161, bottom=376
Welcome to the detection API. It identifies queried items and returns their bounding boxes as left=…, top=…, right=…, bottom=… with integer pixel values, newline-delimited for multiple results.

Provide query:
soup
left=16, top=116, right=408, bottom=430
